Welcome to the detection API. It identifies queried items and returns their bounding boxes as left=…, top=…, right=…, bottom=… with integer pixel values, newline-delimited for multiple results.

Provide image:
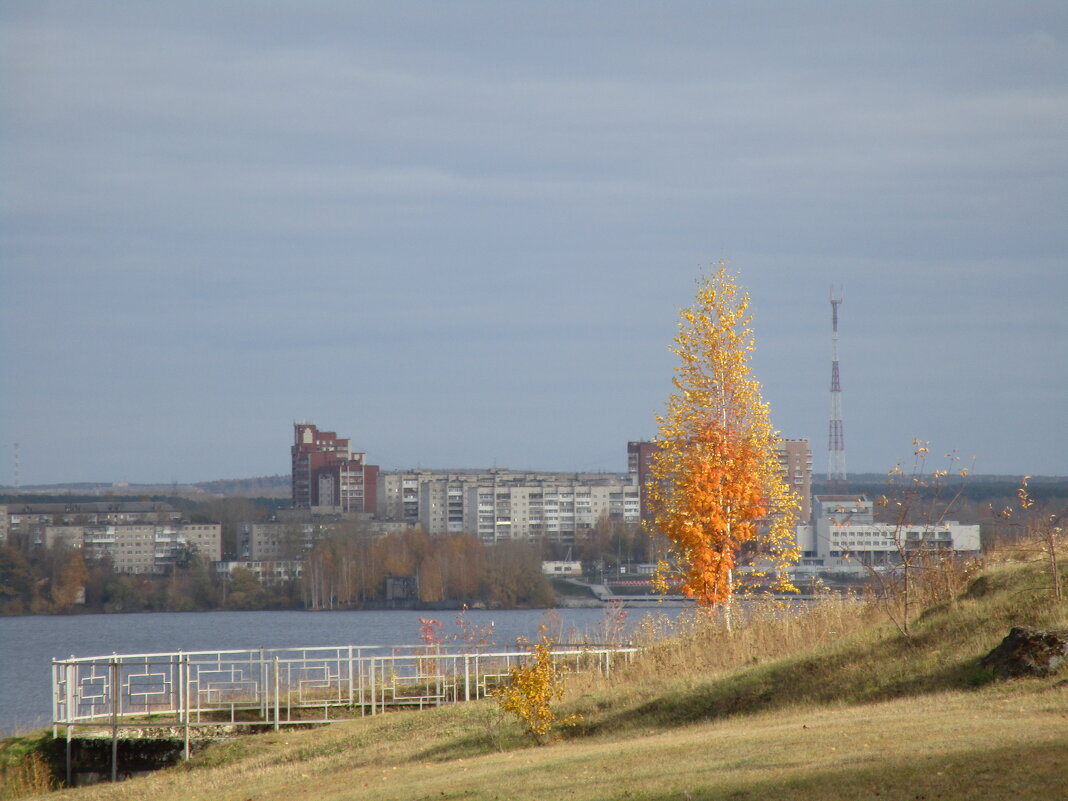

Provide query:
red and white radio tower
left=828, top=288, right=847, bottom=493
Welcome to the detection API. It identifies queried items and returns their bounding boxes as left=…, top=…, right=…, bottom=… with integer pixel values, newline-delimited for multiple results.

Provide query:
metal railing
left=52, top=643, right=637, bottom=738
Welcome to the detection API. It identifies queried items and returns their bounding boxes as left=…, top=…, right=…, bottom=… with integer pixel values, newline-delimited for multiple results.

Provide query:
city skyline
left=3, top=2, right=1066, bottom=484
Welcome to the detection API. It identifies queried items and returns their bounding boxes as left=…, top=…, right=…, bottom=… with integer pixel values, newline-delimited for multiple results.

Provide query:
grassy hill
left=6, top=552, right=1067, bottom=800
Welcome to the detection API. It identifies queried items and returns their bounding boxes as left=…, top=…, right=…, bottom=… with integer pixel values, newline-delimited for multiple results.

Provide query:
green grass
left=8, top=556, right=1068, bottom=801
left=0, top=733, right=56, bottom=799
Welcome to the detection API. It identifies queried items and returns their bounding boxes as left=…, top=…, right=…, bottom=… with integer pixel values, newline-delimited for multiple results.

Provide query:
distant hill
left=2, top=472, right=1064, bottom=503
left=0, top=475, right=291, bottom=499
left=192, top=475, right=291, bottom=497
left=812, top=473, right=1068, bottom=504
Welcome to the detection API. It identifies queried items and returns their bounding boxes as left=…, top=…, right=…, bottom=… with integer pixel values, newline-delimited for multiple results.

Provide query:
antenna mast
left=828, top=288, right=847, bottom=492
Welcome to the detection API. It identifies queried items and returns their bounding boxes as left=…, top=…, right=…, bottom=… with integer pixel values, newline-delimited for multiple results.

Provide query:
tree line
left=298, top=527, right=553, bottom=610
left=0, top=543, right=232, bottom=615
left=0, top=489, right=664, bottom=616
left=0, top=527, right=565, bottom=615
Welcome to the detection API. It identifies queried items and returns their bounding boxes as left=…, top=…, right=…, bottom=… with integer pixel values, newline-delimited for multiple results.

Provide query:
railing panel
left=52, top=644, right=638, bottom=732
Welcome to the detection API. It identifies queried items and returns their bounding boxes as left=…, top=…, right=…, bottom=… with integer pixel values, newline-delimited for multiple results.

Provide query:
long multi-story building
left=1, top=502, right=221, bottom=574
left=291, top=422, right=379, bottom=514
left=377, top=469, right=641, bottom=545
left=240, top=520, right=315, bottom=561
left=0, top=501, right=183, bottom=547
left=457, top=475, right=640, bottom=545
left=48, top=522, right=220, bottom=574
left=239, top=512, right=411, bottom=561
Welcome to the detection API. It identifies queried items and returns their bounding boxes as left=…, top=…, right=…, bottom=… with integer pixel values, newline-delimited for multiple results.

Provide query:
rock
left=981, top=626, right=1068, bottom=679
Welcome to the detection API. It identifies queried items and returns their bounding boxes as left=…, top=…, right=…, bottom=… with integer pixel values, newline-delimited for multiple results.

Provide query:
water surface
left=0, top=606, right=682, bottom=735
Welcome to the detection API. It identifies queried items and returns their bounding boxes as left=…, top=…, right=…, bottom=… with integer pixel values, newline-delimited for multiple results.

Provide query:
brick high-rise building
left=777, top=438, right=813, bottom=522
left=628, top=437, right=811, bottom=523
left=627, top=440, right=659, bottom=520
left=291, top=422, right=379, bottom=514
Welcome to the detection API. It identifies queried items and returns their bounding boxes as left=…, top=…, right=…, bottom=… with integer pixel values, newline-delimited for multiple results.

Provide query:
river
left=0, top=605, right=686, bottom=736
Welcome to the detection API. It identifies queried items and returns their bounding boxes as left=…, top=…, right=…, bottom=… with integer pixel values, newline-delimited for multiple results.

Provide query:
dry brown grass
left=25, top=683, right=1068, bottom=801
left=622, top=592, right=879, bottom=684
left=0, top=737, right=55, bottom=800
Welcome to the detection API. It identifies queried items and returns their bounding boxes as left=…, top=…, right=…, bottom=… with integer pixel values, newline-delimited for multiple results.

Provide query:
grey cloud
left=2, top=1, right=1066, bottom=482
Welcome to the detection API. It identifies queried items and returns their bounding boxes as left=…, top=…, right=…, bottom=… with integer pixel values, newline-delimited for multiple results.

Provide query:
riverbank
left=8, top=555, right=1066, bottom=799
left=0, top=606, right=676, bottom=738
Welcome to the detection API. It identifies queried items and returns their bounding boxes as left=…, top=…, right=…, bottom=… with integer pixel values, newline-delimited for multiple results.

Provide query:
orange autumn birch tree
left=649, top=264, right=800, bottom=612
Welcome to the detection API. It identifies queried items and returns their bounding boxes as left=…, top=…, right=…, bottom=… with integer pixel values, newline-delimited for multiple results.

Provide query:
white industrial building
left=794, top=494, right=981, bottom=574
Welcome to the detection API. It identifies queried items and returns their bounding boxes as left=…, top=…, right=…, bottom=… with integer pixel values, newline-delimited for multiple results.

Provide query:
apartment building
left=239, top=513, right=412, bottom=561
left=778, top=439, right=813, bottom=521
left=377, top=471, right=425, bottom=524
left=291, top=422, right=379, bottom=514
left=241, top=520, right=317, bottom=561
left=1, top=501, right=183, bottom=547
left=458, top=476, right=640, bottom=544
left=627, top=440, right=658, bottom=520
left=44, top=520, right=222, bottom=574
left=377, top=470, right=641, bottom=545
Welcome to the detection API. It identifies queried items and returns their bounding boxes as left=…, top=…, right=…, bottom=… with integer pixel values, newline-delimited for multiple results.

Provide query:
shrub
left=492, top=631, right=578, bottom=744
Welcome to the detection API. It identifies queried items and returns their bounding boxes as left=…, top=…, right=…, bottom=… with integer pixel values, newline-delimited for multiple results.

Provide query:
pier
left=51, top=642, right=636, bottom=784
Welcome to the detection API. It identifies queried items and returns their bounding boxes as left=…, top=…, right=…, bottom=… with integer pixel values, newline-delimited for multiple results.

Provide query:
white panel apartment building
left=380, top=470, right=641, bottom=544
left=460, top=479, right=640, bottom=544
left=240, top=515, right=412, bottom=561
left=1, top=501, right=182, bottom=546
left=378, top=472, right=422, bottom=524
left=241, top=520, right=317, bottom=561
left=44, top=522, right=222, bottom=574
left=2, top=502, right=221, bottom=574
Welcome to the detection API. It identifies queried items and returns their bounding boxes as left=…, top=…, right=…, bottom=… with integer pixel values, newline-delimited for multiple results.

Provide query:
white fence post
left=51, top=659, right=58, bottom=739
left=347, top=646, right=354, bottom=708
left=110, top=659, right=119, bottom=783
left=273, top=658, right=281, bottom=732
left=182, top=655, right=190, bottom=760
left=369, top=657, right=377, bottom=716
left=464, top=655, right=470, bottom=703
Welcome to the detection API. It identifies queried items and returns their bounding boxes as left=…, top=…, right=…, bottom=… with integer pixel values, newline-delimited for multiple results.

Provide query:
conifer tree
left=649, top=264, right=800, bottom=611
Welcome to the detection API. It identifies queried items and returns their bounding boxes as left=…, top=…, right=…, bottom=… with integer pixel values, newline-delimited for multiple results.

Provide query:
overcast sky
left=2, top=1, right=1066, bottom=485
